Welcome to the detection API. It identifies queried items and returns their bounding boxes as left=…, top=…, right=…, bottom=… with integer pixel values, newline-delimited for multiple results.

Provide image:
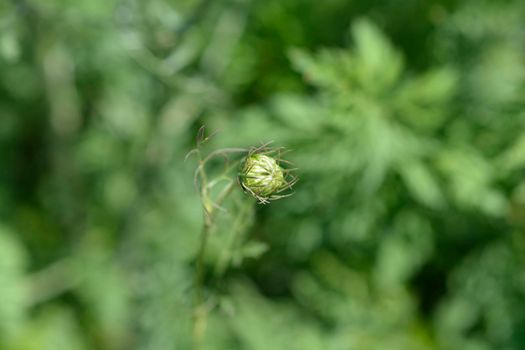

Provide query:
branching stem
left=190, top=140, right=243, bottom=350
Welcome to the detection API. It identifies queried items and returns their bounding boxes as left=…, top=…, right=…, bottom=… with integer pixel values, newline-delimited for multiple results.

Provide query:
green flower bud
left=238, top=150, right=297, bottom=204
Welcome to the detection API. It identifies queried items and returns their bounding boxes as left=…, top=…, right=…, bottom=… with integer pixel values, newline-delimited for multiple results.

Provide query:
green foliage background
left=2, top=0, right=525, bottom=349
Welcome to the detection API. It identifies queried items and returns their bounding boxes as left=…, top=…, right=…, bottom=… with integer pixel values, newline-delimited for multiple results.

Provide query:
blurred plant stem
left=24, top=258, right=80, bottom=306
left=192, top=172, right=234, bottom=350
left=189, top=128, right=246, bottom=350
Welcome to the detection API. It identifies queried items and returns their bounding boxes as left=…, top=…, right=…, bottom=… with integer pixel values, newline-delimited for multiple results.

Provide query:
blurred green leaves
left=2, top=0, right=525, bottom=349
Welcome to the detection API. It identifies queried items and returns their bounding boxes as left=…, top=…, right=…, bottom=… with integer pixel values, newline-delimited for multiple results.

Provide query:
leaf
left=374, top=212, right=434, bottom=289
left=288, top=48, right=352, bottom=91
left=240, top=241, right=269, bottom=260
left=399, top=160, right=445, bottom=209
left=498, top=133, right=525, bottom=173
left=395, top=68, right=457, bottom=131
left=437, top=148, right=507, bottom=216
left=352, top=18, right=403, bottom=92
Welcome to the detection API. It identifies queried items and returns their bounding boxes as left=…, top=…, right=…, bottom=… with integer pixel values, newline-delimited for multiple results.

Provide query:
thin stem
left=23, top=258, right=80, bottom=306
left=192, top=150, right=236, bottom=350
left=192, top=215, right=212, bottom=350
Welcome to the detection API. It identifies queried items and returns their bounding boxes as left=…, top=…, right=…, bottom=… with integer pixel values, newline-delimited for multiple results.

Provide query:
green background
left=1, top=0, right=525, bottom=349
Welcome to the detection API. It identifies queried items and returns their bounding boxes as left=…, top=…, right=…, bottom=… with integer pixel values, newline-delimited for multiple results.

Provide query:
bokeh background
left=2, top=0, right=525, bottom=349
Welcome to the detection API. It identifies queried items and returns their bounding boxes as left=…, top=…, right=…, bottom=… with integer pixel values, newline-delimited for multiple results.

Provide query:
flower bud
left=238, top=150, right=297, bottom=203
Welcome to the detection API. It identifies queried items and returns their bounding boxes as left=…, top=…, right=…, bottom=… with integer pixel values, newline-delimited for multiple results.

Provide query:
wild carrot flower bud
left=238, top=148, right=297, bottom=204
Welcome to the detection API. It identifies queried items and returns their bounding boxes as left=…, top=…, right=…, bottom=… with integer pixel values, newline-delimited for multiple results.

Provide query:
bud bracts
left=238, top=148, right=297, bottom=204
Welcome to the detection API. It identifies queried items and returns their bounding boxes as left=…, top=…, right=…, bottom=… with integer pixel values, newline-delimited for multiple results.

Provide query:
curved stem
left=192, top=165, right=235, bottom=350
